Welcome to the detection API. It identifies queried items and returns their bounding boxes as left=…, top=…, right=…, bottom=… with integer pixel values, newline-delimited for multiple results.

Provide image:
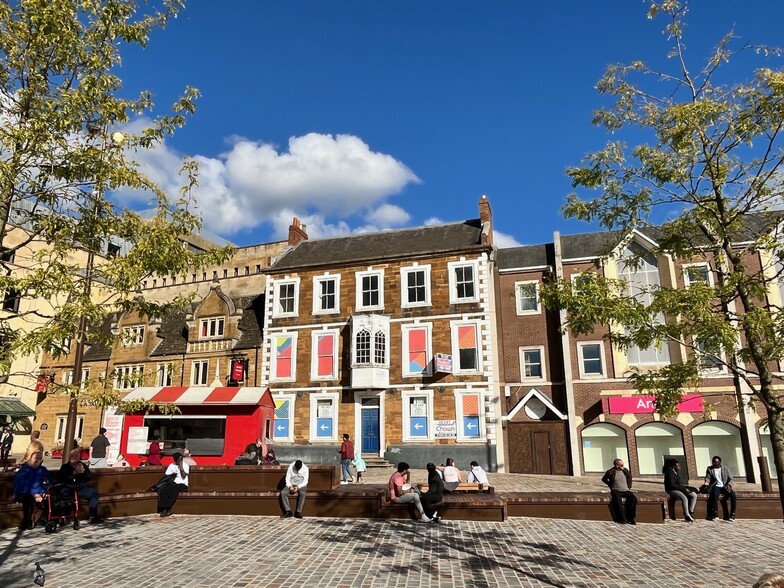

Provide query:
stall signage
left=35, top=374, right=51, bottom=393
left=126, top=426, right=149, bottom=455
left=102, top=407, right=125, bottom=464
left=606, top=394, right=703, bottom=414
left=434, top=420, right=457, bottom=438
left=434, top=353, right=452, bottom=374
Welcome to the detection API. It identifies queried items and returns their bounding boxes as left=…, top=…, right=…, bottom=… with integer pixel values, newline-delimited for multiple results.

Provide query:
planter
left=51, top=449, right=63, bottom=459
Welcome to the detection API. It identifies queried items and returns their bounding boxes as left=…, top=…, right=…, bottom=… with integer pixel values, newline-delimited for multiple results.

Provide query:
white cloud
left=493, top=230, right=523, bottom=248
left=423, top=216, right=445, bottom=226
left=111, top=125, right=421, bottom=237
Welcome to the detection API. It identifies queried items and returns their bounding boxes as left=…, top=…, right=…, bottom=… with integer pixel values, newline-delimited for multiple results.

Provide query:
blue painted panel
left=316, top=418, right=333, bottom=438
left=410, top=417, right=428, bottom=437
left=463, top=416, right=480, bottom=438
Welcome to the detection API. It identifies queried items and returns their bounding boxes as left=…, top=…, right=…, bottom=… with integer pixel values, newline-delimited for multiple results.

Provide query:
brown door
left=532, top=431, right=552, bottom=474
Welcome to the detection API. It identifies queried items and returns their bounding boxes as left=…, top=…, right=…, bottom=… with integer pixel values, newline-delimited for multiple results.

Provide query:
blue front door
left=361, top=407, right=380, bottom=454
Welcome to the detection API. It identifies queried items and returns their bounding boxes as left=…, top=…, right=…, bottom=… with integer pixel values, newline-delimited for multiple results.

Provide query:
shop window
left=310, top=393, right=338, bottom=442
left=448, top=260, right=479, bottom=304
left=273, top=278, right=300, bottom=318
left=200, top=317, right=225, bottom=340
left=122, top=325, right=145, bottom=346
left=456, top=392, right=482, bottom=440
left=520, top=346, right=545, bottom=380
left=400, top=265, right=431, bottom=308
left=144, top=416, right=226, bottom=455
left=581, top=423, right=628, bottom=473
left=313, top=274, right=340, bottom=315
left=403, top=390, right=433, bottom=441
left=273, top=396, right=294, bottom=442
left=402, top=324, right=432, bottom=377
left=156, top=362, right=174, bottom=386
left=452, top=322, right=480, bottom=373
left=692, top=421, right=745, bottom=477
left=311, top=331, right=338, bottom=380
left=577, top=342, right=605, bottom=378
left=356, top=269, right=384, bottom=311
left=515, top=281, right=540, bottom=315
left=114, top=365, right=144, bottom=390
left=271, top=334, right=297, bottom=381
left=635, top=422, right=684, bottom=475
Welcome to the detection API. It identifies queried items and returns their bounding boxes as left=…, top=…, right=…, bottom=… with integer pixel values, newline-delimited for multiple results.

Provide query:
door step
left=363, top=456, right=394, bottom=470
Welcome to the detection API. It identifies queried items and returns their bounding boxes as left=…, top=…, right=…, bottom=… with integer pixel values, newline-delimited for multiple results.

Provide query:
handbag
left=150, top=473, right=176, bottom=493
left=698, top=483, right=713, bottom=494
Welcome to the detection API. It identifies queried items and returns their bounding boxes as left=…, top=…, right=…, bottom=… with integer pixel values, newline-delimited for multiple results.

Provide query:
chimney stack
left=478, top=195, right=493, bottom=246
left=288, top=217, right=308, bottom=247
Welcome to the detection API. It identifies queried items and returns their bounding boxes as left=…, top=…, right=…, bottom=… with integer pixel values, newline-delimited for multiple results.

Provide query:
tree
left=0, top=1, right=233, bottom=442
left=546, top=0, right=784, bottom=515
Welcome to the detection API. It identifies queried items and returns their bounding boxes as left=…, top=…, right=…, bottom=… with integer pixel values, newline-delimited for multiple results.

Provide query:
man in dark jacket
left=704, top=455, right=737, bottom=521
left=601, top=458, right=637, bottom=525
left=57, top=449, right=102, bottom=523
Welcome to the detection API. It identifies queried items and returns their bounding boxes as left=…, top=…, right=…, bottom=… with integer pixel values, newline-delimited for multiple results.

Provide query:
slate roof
left=561, top=230, right=625, bottom=260
left=496, top=244, right=551, bottom=270
left=82, top=313, right=120, bottom=362
left=149, top=309, right=189, bottom=357
left=270, top=220, right=488, bottom=271
left=233, top=294, right=265, bottom=351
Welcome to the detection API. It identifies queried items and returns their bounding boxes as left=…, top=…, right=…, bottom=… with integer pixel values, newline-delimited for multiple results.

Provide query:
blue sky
left=114, top=1, right=784, bottom=248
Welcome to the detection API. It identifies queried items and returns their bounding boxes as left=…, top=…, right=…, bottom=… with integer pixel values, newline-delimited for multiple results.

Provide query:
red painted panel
left=151, top=386, right=188, bottom=403
left=606, top=394, right=703, bottom=414
left=205, top=387, right=239, bottom=403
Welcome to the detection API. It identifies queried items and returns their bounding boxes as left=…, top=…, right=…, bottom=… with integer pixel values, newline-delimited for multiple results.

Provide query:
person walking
left=1, top=426, right=14, bottom=470
left=663, top=458, right=697, bottom=523
left=338, top=433, right=355, bottom=484
left=20, top=431, right=44, bottom=466
left=157, top=452, right=189, bottom=517
left=704, top=455, right=737, bottom=521
left=280, top=460, right=309, bottom=519
left=352, top=452, right=367, bottom=484
left=601, top=458, right=638, bottom=525
left=88, top=427, right=111, bottom=468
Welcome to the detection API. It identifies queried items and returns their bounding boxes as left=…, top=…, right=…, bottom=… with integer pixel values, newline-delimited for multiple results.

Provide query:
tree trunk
left=765, top=408, right=784, bottom=520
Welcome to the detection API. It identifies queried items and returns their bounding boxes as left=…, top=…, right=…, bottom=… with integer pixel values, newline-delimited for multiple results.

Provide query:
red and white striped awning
left=124, top=386, right=269, bottom=406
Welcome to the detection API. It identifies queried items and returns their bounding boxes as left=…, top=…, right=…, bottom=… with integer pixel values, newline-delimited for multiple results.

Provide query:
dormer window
left=122, top=325, right=145, bottom=346
left=200, top=317, right=225, bottom=339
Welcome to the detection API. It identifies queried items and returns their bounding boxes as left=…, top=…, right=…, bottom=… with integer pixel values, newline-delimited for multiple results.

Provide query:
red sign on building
left=606, top=394, right=703, bottom=414
left=35, top=374, right=51, bottom=393
left=231, top=360, right=245, bottom=382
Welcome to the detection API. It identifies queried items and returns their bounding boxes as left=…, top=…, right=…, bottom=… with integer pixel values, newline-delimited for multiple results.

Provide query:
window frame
left=520, top=346, right=546, bottom=381
left=191, top=360, right=209, bottom=386
left=309, top=392, right=339, bottom=442
left=514, top=280, right=541, bottom=315
left=455, top=390, right=485, bottom=441
left=355, top=269, right=385, bottom=311
left=312, top=274, right=341, bottom=315
left=401, top=323, right=433, bottom=377
left=272, top=393, right=296, bottom=443
left=114, top=364, right=144, bottom=390
left=55, top=415, right=84, bottom=444
left=270, top=332, right=298, bottom=382
left=683, top=262, right=713, bottom=288
left=448, top=260, right=480, bottom=304
left=401, top=389, right=434, bottom=442
left=695, top=338, right=728, bottom=375
left=122, top=325, right=145, bottom=346
left=63, top=368, right=90, bottom=390
left=199, top=317, right=225, bottom=340
left=400, top=264, right=432, bottom=309
left=272, top=277, right=301, bottom=318
left=451, top=320, right=482, bottom=374
left=311, top=329, right=339, bottom=381
left=577, top=341, right=606, bottom=379
left=156, top=362, right=174, bottom=386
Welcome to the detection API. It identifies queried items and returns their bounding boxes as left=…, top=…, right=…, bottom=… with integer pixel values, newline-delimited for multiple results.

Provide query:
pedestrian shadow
left=308, top=518, right=597, bottom=587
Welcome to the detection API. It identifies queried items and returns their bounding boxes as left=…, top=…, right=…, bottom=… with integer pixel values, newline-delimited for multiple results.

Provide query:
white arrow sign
left=320, top=424, right=330, bottom=431
left=276, top=424, right=286, bottom=431
left=414, top=422, right=424, bottom=430
left=466, top=422, right=477, bottom=430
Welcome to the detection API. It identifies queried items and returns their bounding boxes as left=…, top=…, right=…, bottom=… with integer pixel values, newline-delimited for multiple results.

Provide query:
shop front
left=118, top=386, right=275, bottom=466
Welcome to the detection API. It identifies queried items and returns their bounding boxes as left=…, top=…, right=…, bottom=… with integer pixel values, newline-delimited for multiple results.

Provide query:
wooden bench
left=1, top=458, right=16, bottom=471
left=379, top=490, right=505, bottom=522
left=667, top=491, right=782, bottom=520
left=505, top=491, right=667, bottom=524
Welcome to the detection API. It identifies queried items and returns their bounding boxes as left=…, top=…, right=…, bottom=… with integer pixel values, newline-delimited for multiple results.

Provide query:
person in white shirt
left=158, top=452, right=189, bottom=517
left=280, top=460, right=309, bottom=519
left=437, top=458, right=463, bottom=492
left=467, top=461, right=491, bottom=487
left=704, top=455, right=737, bottom=521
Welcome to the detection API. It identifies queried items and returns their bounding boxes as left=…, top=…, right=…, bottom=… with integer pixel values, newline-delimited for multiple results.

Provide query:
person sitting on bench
left=601, top=458, right=637, bottom=525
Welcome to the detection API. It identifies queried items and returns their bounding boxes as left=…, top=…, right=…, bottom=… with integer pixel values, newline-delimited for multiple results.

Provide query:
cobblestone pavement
left=1, top=514, right=783, bottom=587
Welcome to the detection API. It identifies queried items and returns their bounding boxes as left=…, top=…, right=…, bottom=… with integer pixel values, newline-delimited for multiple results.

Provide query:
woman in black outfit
left=419, top=462, right=443, bottom=523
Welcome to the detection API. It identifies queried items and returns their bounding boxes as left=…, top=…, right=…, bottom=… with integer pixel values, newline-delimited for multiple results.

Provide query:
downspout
left=554, top=231, right=581, bottom=476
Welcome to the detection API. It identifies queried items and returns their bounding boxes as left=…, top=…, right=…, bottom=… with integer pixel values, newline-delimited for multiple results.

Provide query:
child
left=352, top=452, right=367, bottom=484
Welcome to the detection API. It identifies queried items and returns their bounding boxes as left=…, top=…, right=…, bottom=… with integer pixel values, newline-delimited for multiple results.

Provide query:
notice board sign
left=126, top=426, right=149, bottom=455
left=434, top=420, right=457, bottom=438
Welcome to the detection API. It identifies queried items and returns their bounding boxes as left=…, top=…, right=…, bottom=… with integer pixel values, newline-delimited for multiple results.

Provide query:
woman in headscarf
left=419, top=462, right=443, bottom=523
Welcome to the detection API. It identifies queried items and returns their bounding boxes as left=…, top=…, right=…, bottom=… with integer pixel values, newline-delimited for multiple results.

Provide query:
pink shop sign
left=605, top=394, right=703, bottom=414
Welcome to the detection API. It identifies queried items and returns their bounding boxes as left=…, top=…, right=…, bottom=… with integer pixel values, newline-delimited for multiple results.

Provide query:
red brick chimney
left=478, top=195, right=493, bottom=246
left=288, top=217, right=308, bottom=247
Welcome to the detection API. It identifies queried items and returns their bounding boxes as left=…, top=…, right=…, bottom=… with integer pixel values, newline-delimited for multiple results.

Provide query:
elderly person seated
left=57, top=449, right=103, bottom=524
left=13, top=451, right=52, bottom=531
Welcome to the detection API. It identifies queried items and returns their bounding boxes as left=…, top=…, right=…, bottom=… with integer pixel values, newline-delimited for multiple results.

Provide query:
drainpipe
left=554, top=231, right=581, bottom=476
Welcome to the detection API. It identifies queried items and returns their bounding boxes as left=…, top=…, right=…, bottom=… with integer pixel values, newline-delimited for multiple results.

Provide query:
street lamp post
left=60, top=127, right=124, bottom=465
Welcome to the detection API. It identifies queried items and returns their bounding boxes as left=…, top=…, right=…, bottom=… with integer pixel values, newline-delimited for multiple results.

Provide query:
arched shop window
left=581, top=423, right=628, bottom=473
left=693, top=421, right=745, bottom=477
left=635, top=422, right=684, bottom=475
left=760, top=425, right=775, bottom=478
